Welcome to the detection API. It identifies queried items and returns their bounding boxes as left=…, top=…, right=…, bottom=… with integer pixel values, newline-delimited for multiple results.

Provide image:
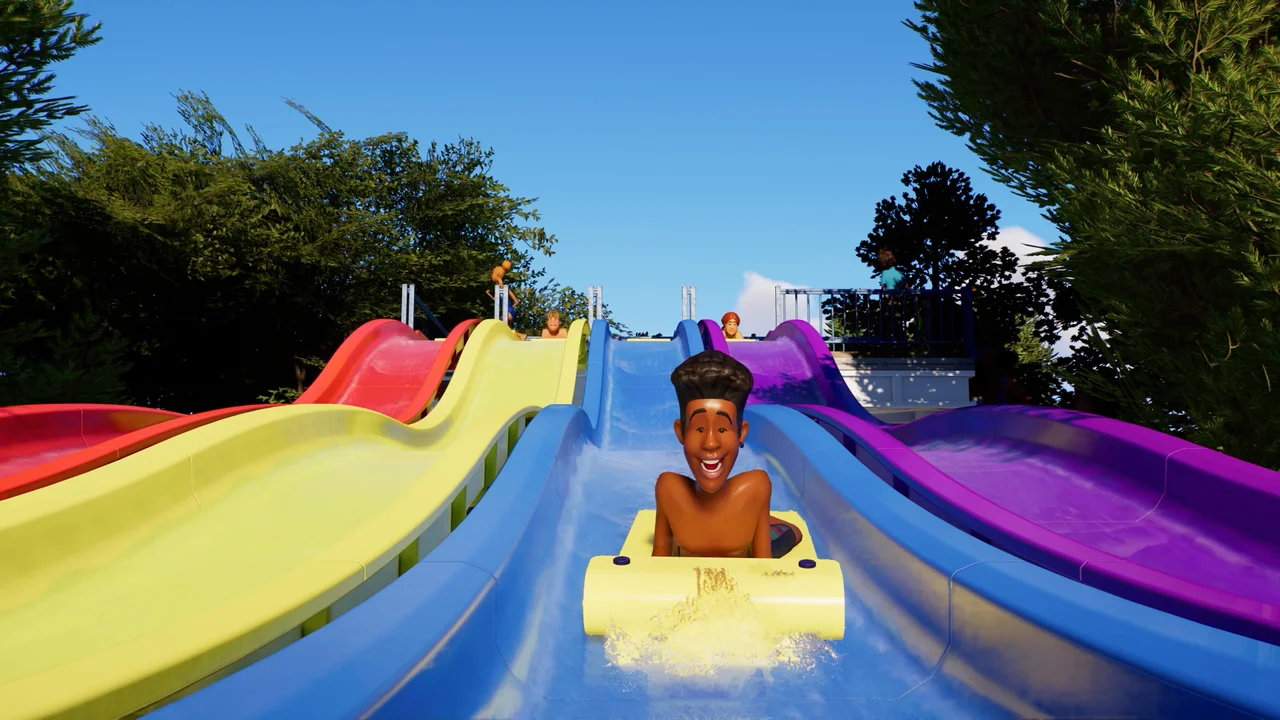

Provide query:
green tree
left=835, top=161, right=1064, bottom=402
left=855, top=161, right=1010, bottom=292
left=503, top=278, right=626, bottom=337
left=10, top=91, right=584, bottom=410
left=909, top=1, right=1280, bottom=467
left=0, top=0, right=100, bottom=168
left=0, top=0, right=111, bottom=404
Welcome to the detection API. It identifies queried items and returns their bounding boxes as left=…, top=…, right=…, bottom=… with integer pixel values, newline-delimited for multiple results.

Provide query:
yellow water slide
left=0, top=319, right=587, bottom=720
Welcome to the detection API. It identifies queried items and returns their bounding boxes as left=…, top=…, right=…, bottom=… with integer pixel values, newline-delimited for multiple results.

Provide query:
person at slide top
left=721, top=311, right=743, bottom=339
left=485, top=260, right=526, bottom=339
left=877, top=248, right=905, bottom=290
left=653, top=350, right=802, bottom=558
left=542, top=310, right=568, bottom=338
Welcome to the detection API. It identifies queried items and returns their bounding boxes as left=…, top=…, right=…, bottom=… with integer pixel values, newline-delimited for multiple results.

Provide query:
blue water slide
left=157, top=323, right=1280, bottom=719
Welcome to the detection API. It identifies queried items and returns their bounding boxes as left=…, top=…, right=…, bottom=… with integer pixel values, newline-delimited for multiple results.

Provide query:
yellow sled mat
left=0, top=319, right=585, bottom=720
left=583, top=509, right=845, bottom=641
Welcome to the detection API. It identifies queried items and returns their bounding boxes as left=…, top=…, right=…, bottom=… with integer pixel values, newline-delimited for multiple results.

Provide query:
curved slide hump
left=797, top=402, right=1280, bottom=647
left=0, top=403, right=271, bottom=502
left=159, top=402, right=1277, bottom=718
left=0, top=318, right=477, bottom=501
left=0, top=318, right=585, bottom=720
left=0, top=404, right=180, bottom=479
left=587, top=320, right=703, bottom=449
left=297, top=317, right=482, bottom=423
left=700, top=318, right=883, bottom=425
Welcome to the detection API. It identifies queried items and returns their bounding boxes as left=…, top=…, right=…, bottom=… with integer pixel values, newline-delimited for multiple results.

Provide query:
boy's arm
left=750, top=471, right=773, bottom=559
left=541, top=328, right=551, bottom=338
left=653, top=476, right=674, bottom=557
left=653, top=503, right=673, bottom=556
left=751, top=500, right=772, bottom=559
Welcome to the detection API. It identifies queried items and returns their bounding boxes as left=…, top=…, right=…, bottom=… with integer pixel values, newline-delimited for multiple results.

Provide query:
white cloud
left=992, top=227, right=1077, bottom=356
left=732, top=271, right=819, bottom=337
left=983, top=226, right=1053, bottom=280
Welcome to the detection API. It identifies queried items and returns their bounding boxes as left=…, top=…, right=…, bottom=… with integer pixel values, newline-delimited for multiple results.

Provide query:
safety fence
left=775, top=286, right=975, bottom=357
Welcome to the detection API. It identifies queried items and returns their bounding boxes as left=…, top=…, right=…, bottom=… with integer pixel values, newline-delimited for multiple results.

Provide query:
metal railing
left=587, top=285, right=604, bottom=321
left=491, top=284, right=510, bottom=323
left=775, top=286, right=975, bottom=357
left=400, top=283, right=449, bottom=338
left=681, top=285, right=697, bottom=321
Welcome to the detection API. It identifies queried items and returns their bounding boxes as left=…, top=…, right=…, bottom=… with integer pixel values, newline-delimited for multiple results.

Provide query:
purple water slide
left=699, top=319, right=883, bottom=425
left=705, top=319, right=1280, bottom=645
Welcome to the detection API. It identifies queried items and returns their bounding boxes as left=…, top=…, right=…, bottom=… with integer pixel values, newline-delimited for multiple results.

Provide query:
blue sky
left=50, top=0, right=1058, bottom=336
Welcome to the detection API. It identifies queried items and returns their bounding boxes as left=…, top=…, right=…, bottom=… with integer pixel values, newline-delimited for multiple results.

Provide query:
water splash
left=603, top=567, right=838, bottom=678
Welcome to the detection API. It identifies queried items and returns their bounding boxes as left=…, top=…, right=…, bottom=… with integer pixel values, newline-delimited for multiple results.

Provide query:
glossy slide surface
left=157, top=320, right=1277, bottom=720
left=0, top=318, right=583, bottom=720
left=700, top=318, right=882, bottom=424
left=706, top=319, right=1280, bottom=646
left=0, top=404, right=181, bottom=479
left=878, top=405, right=1280, bottom=644
left=0, top=318, right=477, bottom=501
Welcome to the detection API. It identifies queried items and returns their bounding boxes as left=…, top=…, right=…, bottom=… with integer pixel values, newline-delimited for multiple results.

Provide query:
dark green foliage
left=855, top=161, right=1011, bottom=292
left=506, top=278, right=626, bottom=338
left=0, top=0, right=100, bottom=168
left=841, top=161, right=1063, bottom=402
left=0, top=0, right=113, bottom=403
left=5, top=91, right=588, bottom=411
left=909, top=0, right=1280, bottom=467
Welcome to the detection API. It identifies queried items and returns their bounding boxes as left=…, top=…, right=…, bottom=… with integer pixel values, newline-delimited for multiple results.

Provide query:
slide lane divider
left=749, top=404, right=1279, bottom=719
left=128, top=403, right=541, bottom=718
left=149, top=405, right=591, bottom=720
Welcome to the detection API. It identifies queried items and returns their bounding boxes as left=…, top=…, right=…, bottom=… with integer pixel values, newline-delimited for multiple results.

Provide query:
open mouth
left=700, top=458, right=723, bottom=474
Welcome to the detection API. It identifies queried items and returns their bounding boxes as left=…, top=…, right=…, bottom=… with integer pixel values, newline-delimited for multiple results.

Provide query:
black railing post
left=414, top=296, right=449, bottom=339
left=961, top=286, right=976, bottom=358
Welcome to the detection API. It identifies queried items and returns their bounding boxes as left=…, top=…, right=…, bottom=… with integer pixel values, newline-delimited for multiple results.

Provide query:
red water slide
left=0, top=318, right=480, bottom=500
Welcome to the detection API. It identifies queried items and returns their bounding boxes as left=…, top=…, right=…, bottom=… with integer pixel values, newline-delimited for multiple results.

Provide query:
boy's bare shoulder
left=656, top=471, right=692, bottom=495
left=732, top=468, right=772, bottom=496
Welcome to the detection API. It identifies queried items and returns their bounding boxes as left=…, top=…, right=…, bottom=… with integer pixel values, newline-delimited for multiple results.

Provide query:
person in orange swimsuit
left=653, top=350, right=803, bottom=559
left=721, top=311, right=743, bottom=339
left=485, top=260, right=526, bottom=339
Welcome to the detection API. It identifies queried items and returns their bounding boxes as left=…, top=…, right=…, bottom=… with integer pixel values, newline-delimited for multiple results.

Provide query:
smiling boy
left=653, top=350, right=802, bottom=559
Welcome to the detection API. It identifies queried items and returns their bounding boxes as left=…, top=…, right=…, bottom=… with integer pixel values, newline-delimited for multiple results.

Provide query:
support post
left=587, top=285, right=603, bottom=321
left=961, top=285, right=976, bottom=358
left=681, top=285, right=697, bottom=320
left=493, top=284, right=509, bottom=322
left=774, top=285, right=781, bottom=328
left=407, top=284, right=416, bottom=330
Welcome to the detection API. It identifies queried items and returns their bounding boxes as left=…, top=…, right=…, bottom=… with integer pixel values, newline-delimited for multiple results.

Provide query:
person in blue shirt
left=877, top=248, right=908, bottom=342
left=877, top=248, right=905, bottom=290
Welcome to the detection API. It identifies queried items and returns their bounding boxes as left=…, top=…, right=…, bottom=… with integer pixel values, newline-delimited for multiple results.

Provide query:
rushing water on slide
left=440, top=338, right=1009, bottom=719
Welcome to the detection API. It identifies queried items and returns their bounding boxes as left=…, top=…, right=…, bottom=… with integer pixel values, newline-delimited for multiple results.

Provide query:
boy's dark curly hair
left=670, top=350, right=754, bottom=430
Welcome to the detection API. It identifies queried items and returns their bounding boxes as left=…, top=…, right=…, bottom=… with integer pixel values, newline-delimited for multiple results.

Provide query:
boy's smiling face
left=674, top=398, right=748, bottom=494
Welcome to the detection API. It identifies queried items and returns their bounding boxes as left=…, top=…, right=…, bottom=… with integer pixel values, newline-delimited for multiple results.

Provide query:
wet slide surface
left=0, top=405, right=180, bottom=479
left=712, top=319, right=1280, bottom=644
left=886, top=407, right=1280, bottom=642
left=0, top=318, right=476, bottom=501
left=0, top=319, right=579, bottom=720
left=161, top=321, right=1032, bottom=720
left=908, top=434, right=1279, bottom=593
left=701, top=319, right=882, bottom=424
